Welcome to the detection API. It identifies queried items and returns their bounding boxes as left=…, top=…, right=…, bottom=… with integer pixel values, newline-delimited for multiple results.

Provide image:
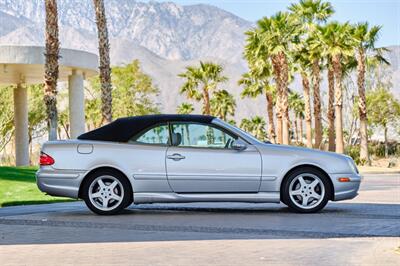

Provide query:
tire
left=282, top=167, right=331, bottom=213
left=81, top=169, right=133, bottom=215
left=281, top=198, right=288, bottom=205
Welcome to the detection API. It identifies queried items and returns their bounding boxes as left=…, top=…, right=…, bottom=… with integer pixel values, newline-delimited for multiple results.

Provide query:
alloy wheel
left=88, top=175, right=125, bottom=211
left=288, top=173, right=325, bottom=210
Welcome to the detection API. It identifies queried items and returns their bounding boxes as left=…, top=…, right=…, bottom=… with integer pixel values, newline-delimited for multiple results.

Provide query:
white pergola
left=0, top=45, right=98, bottom=166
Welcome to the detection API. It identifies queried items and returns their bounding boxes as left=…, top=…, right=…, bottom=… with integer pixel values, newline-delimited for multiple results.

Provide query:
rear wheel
left=282, top=167, right=331, bottom=213
left=82, top=170, right=132, bottom=215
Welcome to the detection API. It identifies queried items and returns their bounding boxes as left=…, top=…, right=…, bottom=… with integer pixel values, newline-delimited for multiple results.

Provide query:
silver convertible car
left=36, top=114, right=361, bottom=215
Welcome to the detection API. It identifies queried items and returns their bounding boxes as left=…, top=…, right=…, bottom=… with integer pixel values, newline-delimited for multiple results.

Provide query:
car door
left=166, top=122, right=262, bottom=193
left=127, top=123, right=171, bottom=192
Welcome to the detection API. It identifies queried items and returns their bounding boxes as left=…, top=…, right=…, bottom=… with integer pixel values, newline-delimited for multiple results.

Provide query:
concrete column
left=68, top=70, right=85, bottom=139
left=13, top=84, right=29, bottom=166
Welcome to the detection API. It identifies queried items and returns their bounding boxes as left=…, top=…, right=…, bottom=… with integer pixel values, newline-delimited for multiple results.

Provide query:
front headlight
left=347, top=157, right=359, bottom=174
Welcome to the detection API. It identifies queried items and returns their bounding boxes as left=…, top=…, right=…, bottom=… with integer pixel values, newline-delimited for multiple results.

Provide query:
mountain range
left=0, top=0, right=398, bottom=121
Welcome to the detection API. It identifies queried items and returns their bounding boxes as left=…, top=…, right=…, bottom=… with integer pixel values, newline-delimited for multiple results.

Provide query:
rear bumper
left=36, top=167, right=86, bottom=199
left=331, top=173, right=362, bottom=201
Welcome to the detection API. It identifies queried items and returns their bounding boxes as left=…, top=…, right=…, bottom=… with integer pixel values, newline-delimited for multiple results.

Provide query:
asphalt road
left=0, top=173, right=399, bottom=265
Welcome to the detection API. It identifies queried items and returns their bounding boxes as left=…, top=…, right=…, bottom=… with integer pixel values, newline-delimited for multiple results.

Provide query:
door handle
left=167, top=153, right=186, bottom=161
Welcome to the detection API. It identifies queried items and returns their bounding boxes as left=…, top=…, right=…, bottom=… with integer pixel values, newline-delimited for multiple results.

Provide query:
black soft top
left=78, top=114, right=215, bottom=142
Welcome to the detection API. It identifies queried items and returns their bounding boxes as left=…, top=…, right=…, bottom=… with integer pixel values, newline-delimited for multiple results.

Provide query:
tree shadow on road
left=0, top=201, right=399, bottom=245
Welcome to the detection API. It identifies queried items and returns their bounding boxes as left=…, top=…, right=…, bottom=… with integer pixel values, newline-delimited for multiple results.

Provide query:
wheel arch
left=279, top=164, right=334, bottom=201
left=78, top=166, right=133, bottom=200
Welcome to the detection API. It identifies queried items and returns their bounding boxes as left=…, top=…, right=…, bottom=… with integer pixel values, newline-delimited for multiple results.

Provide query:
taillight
left=40, top=152, right=55, bottom=166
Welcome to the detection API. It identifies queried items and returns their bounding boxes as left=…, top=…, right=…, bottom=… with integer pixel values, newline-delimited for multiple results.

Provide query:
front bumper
left=36, top=167, right=86, bottom=199
left=331, top=173, right=362, bottom=201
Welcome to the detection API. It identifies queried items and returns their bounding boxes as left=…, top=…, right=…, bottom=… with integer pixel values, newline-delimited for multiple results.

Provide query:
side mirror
left=232, top=139, right=247, bottom=151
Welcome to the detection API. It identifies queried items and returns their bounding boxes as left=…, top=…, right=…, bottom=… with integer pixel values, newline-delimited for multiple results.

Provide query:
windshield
left=214, top=118, right=266, bottom=144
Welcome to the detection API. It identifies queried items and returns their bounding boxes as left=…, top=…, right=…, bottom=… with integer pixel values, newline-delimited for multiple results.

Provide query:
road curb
left=359, top=171, right=400, bottom=175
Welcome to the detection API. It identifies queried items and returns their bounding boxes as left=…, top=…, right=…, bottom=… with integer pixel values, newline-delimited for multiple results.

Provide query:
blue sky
left=145, top=0, right=400, bottom=47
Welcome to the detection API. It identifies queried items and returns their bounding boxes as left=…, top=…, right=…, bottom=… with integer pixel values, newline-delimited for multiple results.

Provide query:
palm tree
left=352, top=22, right=388, bottom=164
left=319, top=22, right=355, bottom=153
left=289, top=91, right=305, bottom=144
left=44, top=0, right=60, bottom=141
left=289, top=0, right=334, bottom=28
left=240, top=118, right=252, bottom=133
left=249, top=12, right=298, bottom=145
left=290, top=0, right=334, bottom=149
left=93, top=0, right=112, bottom=124
left=251, top=116, right=267, bottom=140
left=240, top=117, right=267, bottom=140
left=177, top=103, right=194, bottom=114
left=210, top=90, right=236, bottom=121
left=293, top=48, right=313, bottom=148
left=325, top=53, right=357, bottom=152
left=178, top=62, right=228, bottom=115
left=327, top=59, right=335, bottom=151
left=239, top=61, right=276, bottom=143
left=308, top=36, right=324, bottom=149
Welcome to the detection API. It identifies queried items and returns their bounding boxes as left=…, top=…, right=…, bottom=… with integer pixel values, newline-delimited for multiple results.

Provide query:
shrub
left=369, top=141, right=400, bottom=158
left=345, top=145, right=361, bottom=165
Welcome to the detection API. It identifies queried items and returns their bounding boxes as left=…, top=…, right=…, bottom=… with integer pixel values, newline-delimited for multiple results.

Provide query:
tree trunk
left=29, top=129, right=32, bottom=165
left=333, top=54, right=344, bottom=153
left=384, top=126, right=388, bottom=158
left=93, top=0, right=113, bottom=124
left=202, top=86, right=211, bottom=115
left=312, top=59, right=322, bottom=149
left=301, top=72, right=312, bottom=148
left=299, top=117, right=303, bottom=144
left=347, top=117, right=356, bottom=147
left=272, top=55, right=282, bottom=144
left=276, top=95, right=283, bottom=144
left=280, top=52, right=290, bottom=145
left=327, top=64, right=335, bottom=152
left=294, top=116, right=299, bottom=143
left=221, top=113, right=226, bottom=122
left=265, top=90, right=276, bottom=143
left=357, top=48, right=370, bottom=165
left=44, top=0, right=60, bottom=141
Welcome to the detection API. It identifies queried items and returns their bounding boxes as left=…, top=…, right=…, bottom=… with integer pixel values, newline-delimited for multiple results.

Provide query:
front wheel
left=82, top=170, right=132, bottom=215
left=282, top=167, right=331, bottom=213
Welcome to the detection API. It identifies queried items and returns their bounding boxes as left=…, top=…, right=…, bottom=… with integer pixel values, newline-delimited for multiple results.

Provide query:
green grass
left=0, top=166, right=74, bottom=207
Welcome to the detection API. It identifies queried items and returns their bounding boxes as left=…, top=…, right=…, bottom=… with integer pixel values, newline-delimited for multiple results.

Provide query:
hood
left=261, top=143, right=350, bottom=159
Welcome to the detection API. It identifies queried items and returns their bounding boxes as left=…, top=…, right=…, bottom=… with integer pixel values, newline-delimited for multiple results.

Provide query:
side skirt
left=133, top=192, right=280, bottom=204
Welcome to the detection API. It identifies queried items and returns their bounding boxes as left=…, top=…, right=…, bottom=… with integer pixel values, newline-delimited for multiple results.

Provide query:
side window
left=130, top=124, right=169, bottom=145
left=171, top=123, right=236, bottom=149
